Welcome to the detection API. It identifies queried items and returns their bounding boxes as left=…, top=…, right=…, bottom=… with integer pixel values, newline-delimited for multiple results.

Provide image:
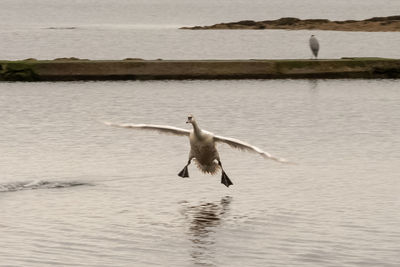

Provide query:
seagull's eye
left=188, top=116, right=192, bottom=120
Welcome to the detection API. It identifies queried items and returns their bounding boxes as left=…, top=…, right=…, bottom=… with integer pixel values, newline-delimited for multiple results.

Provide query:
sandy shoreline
left=181, top=16, right=400, bottom=32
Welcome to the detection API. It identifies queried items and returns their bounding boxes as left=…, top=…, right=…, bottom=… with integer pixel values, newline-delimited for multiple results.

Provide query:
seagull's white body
left=104, top=115, right=288, bottom=187
left=189, top=126, right=220, bottom=174
left=309, top=35, right=320, bottom=59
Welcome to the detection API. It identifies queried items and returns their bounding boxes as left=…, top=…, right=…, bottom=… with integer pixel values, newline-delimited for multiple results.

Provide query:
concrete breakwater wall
left=1, top=58, right=400, bottom=81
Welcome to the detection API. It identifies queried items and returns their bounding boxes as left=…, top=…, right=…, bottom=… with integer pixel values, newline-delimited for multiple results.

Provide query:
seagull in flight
left=104, top=115, right=288, bottom=187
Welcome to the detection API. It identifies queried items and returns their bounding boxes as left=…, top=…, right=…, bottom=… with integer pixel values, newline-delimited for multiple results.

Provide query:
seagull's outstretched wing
left=213, top=135, right=289, bottom=163
left=104, top=121, right=190, bottom=137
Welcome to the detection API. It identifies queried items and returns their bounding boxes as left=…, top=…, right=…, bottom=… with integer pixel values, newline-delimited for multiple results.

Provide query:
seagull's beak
left=186, top=120, right=190, bottom=124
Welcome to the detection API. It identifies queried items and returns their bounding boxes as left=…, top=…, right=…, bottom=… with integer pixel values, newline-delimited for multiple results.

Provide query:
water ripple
left=0, top=180, right=92, bottom=193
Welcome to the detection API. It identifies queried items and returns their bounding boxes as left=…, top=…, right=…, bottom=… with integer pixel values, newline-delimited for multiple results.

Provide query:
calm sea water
left=1, top=80, right=399, bottom=266
left=1, top=1, right=400, bottom=266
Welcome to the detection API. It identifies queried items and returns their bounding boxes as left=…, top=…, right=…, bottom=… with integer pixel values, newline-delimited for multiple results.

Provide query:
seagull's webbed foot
left=221, top=171, right=233, bottom=187
left=178, top=160, right=191, bottom=178
left=178, top=165, right=189, bottom=178
left=218, top=160, right=233, bottom=187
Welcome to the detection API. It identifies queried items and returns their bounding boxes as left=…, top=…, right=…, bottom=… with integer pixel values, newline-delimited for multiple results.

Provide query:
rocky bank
left=181, top=16, right=400, bottom=32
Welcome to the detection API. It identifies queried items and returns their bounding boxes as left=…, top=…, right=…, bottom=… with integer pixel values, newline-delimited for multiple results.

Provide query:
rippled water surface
left=1, top=80, right=399, bottom=266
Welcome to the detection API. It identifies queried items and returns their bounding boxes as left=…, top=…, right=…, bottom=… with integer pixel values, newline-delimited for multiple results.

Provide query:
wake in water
left=45, top=27, right=77, bottom=30
left=0, top=180, right=91, bottom=193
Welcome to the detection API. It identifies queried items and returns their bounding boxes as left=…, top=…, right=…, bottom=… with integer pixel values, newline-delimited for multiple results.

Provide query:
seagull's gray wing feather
left=104, top=121, right=190, bottom=136
left=213, top=134, right=289, bottom=163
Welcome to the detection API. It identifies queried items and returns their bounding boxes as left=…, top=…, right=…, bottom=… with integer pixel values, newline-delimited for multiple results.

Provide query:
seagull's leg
left=218, top=160, right=233, bottom=187
left=178, top=159, right=191, bottom=178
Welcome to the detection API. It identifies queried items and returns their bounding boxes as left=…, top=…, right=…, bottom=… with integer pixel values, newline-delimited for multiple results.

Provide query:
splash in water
left=0, top=180, right=91, bottom=193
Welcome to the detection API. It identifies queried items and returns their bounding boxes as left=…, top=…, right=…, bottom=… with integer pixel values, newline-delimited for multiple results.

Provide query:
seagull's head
left=186, top=114, right=194, bottom=124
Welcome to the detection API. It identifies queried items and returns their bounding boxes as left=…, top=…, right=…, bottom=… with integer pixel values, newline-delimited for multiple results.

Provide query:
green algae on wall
left=0, top=61, right=39, bottom=81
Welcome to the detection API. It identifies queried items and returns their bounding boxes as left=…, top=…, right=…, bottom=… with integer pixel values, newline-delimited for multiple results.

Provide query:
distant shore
left=1, top=58, right=400, bottom=81
left=180, top=15, right=400, bottom=31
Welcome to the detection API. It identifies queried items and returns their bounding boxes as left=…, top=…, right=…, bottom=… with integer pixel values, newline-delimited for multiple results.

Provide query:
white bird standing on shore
left=104, top=115, right=288, bottom=187
left=309, top=35, right=320, bottom=59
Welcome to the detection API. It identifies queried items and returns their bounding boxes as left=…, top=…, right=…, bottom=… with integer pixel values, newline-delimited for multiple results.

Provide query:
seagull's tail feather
left=194, top=160, right=220, bottom=175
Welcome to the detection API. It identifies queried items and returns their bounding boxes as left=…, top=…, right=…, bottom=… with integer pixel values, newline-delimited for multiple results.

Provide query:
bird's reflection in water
left=308, top=79, right=320, bottom=93
left=181, top=196, right=232, bottom=266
